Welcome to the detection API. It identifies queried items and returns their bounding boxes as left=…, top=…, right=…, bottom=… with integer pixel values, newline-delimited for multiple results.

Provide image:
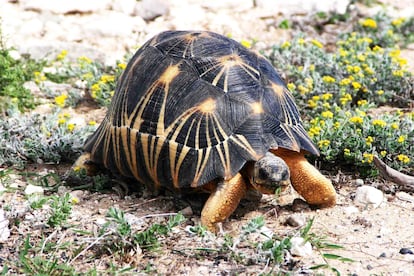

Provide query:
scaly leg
left=271, top=148, right=336, bottom=207
left=201, top=173, right=247, bottom=232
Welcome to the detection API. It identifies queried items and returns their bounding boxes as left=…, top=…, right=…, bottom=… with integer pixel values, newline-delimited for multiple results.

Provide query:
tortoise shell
left=84, top=30, right=318, bottom=190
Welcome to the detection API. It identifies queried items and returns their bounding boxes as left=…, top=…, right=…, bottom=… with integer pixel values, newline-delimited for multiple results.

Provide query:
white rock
left=355, top=178, right=364, bottom=186
left=343, top=206, right=359, bottom=216
left=112, top=0, right=139, bottom=15
left=24, top=184, right=45, bottom=195
left=136, top=0, right=170, bottom=21
left=95, top=217, right=107, bottom=226
left=8, top=50, right=22, bottom=60
left=354, top=185, right=384, bottom=209
left=0, top=209, right=10, bottom=242
left=290, top=237, right=313, bottom=257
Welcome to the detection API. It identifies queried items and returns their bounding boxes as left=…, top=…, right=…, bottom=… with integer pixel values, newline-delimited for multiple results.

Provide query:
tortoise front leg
left=272, top=148, right=336, bottom=207
left=201, top=173, right=247, bottom=232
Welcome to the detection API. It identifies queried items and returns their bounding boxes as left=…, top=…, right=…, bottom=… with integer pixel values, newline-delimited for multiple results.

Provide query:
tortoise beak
left=252, top=179, right=291, bottom=195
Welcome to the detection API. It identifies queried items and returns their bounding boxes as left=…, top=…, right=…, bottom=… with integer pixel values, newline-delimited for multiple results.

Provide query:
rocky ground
left=1, top=0, right=414, bottom=275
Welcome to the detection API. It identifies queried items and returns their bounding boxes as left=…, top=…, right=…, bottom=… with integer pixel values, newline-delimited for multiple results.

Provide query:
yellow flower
left=281, top=41, right=291, bottom=49
left=391, top=123, right=399, bottom=129
left=312, top=95, right=320, bottom=101
left=305, top=78, right=313, bottom=88
left=298, top=85, right=309, bottom=94
left=34, top=71, right=46, bottom=84
left=321, top=93, right=333, bottom=101
left=365, top=136, right=374, bottom=146
left=364, top=66, right=375, bottom=75
left=117, top=63, right=127, bottom=70
left=82, top=72, right=94, bottom=81
left=372, top=119, right=386, bottom=128
left=308, top=126, right=321, bottom=137
left=78, top=56, right=92, bottom=64
left=397, top=154, right=410, bottom=163
left=372, top=45, right=383, bottom=52
left=357, top=99, right=368, bottom=106
left=54, top=94, right=68, bottom=108
left=340, top=93, right=352, bottom=105
left=344, top=148, right=351, bottom=156
left=392, top=17, right=405, bottom=27
left=322, top=102, right=331, bottom=109
left=357, top=54, right=366, bottom=62
left=339, top=48, right=348, bottom=57
left=376, top=89, right=384, bottom=95
left=349, top=116, right=363, bottom=124
left=339, top=78, right=351, bottom=86
left=298, top=38, right=306, bottom=45
left=321, top=110, right=333, bottom=119
left=100, top=74, right=115, bottom=83
left=56, top=49, right=68, bottom=61
left=71, top=197, right=80, bottom=204
left=397, top=135, right=406, bottom=143
left=287, top=83, right=296, bottom=91
left=360, top=18, right=377, bottom=29
left=392, top=70, right=404, bottom=77
left=322, top=76, right=336, bottom=83
left=389, top=49, right=401, bottom=58
left=88, top=120, right=97, bottom=126
left=307, top=99, right=317, bottom=109
left=58, top=118, right=66, bottom=125
left=309, top=64, right=315, bottom=71
left=380, top=150, right=387, bottom=157
left=67, top=123, right=75, bottom=132
left=311, top=39, right=323, bottom=48
left=352, top=81, right=362, bottom=90
left=362, top=152, right=374, bottom=163
left=333, top=122, right=341, bottom=129
left=318, top=139, right=330, bottom=148
left=240, top=39, right=252, bottom=48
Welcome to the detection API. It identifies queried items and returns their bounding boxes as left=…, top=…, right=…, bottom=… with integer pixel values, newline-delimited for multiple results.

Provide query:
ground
left=1, top=0, right=414, bottom=275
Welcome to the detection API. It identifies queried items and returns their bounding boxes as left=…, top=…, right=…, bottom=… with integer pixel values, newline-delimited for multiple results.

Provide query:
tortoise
left=74, top=30, right=336, bottom=232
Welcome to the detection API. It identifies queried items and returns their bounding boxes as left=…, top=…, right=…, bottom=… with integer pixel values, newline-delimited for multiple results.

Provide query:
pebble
left=354, top=185, right=384, bottom=209
left=399, top=248, right=414, bottom=255
left=0, top=209, right=10, bottom=242
left=285, top=214, right=306, bottom=227
left=343, top=206, right=359, bottom=216
left=290, top=237, right=313, bottom=257
left=396, top=191, right=414, bottom=203
left=24, top=184, right=45, bottom=195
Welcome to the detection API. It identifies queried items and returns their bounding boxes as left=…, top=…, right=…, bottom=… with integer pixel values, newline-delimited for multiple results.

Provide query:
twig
left=373, top=156, right=414, bottom=192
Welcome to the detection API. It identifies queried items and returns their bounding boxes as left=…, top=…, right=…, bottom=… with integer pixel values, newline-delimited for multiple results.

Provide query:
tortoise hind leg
left=201, top=173, right=247, bottom=232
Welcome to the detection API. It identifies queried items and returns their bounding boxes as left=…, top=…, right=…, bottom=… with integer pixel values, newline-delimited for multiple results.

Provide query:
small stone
left=379, top=252, right=386, bottom=258
left=355, top=178, right=364, bottom=186
left=179, top=206, right=193, bottom=216
left=291, top=198, right=310, bottom=212
left=290, top=237, right=312, bottom=257
left=0, top=209, right=10, bottom=242
left=285, top=214, right=306, bottom=227
left=354, top=185, right=384, bottom=209
left=400, top=248, right=414, bottom=255
left=137, top=0, right=170, bottom=21
left=343, top=206, right=359, bottom=216
left=24, top=184, right=44, bottom=195
left=95, top=217, right=107, bottom=226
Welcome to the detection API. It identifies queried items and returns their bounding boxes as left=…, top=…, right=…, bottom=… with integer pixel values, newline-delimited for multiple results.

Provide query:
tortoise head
left=251, top=152, right=290, bottom=194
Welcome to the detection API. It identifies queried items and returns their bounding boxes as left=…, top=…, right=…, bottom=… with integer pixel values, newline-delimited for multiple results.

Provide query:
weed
left=47, top=193, right=73, bottom=227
